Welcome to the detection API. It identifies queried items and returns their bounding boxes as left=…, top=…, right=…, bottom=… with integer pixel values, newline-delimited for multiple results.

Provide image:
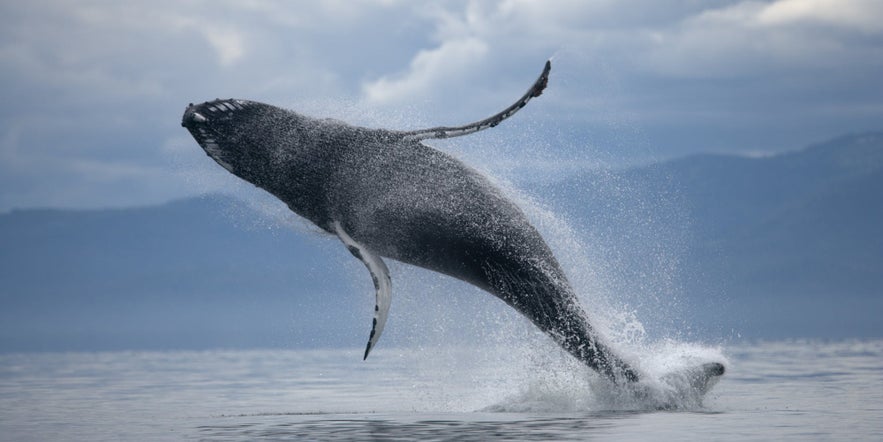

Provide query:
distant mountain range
left=0, top=197, right=366, bottom=351
left=1, top=132, right=881, bottom=351
left=545, top=132, right=883, bottom=339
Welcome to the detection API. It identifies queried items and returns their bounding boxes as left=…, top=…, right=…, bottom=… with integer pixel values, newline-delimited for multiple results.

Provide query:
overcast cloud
left=1, top=0, right=881, bottom=210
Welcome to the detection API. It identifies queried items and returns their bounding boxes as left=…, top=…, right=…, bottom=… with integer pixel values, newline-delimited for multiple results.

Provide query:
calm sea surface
left=1, top=340, right=881, bottom=441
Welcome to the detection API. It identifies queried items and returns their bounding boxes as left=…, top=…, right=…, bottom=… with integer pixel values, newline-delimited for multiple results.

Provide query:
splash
left=396, top=125, right=727, bottom=411
left=330, top=95, right=726, bottom=411
left=473, top=340, right=727, bottom=412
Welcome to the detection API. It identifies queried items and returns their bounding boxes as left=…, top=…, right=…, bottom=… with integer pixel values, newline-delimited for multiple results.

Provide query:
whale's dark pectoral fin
left=332, top=222, right=392, bottom=360
left=399, top=60, right=551, bottom=142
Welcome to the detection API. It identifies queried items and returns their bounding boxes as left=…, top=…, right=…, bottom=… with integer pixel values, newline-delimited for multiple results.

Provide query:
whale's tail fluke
left=643, top=361, right=727, bottom=409
left=398, top=60, right=551, bottom=142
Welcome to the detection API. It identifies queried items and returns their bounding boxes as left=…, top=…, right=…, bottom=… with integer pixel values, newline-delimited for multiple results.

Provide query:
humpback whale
left=181, top=61, right=724, bottom=387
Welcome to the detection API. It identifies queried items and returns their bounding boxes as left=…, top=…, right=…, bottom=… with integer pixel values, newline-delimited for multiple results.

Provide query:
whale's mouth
left=181, top=99, right=253, bottom=173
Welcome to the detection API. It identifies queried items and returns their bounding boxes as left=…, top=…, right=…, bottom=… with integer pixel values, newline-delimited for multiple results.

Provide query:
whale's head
left=181, top=99, right=263, bottom=176
left=181, top=98, right=302, bottom=187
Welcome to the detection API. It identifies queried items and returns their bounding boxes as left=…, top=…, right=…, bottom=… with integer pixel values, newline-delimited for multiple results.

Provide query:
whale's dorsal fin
left=398, top=60, right=551, bottom=142
left=333, top=221, right=392, bottom=360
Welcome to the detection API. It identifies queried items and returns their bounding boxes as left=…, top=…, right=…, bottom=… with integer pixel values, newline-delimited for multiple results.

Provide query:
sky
left=1, top=0, right=882, bottom=211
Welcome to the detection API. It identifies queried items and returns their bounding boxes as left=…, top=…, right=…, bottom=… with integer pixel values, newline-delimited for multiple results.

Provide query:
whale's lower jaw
left=191, top=125, right=235, bottom=173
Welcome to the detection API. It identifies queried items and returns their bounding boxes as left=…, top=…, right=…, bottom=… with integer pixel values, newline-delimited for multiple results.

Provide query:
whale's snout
left=181, top=103, right=208, bottom=127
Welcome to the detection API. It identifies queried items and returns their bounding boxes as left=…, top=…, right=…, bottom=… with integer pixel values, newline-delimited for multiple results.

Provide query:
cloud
left=641, top=0, right=883, bottom=78
left=0, top=0, right=367, bottom=210
left=64, top=2, right=249, bottom=68
left=362, top=37, right=489, bottom=105
left=188, top=23, right=247, bottom=67
left=358, top=1, right=873, bottom=110
left=0, top=0, right=882, bottom=210
left=758, top=0, right=883, bottom=33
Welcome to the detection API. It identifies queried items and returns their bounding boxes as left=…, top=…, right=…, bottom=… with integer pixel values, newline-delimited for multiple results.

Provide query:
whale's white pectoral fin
left=332, top=221, right=392, bottom=360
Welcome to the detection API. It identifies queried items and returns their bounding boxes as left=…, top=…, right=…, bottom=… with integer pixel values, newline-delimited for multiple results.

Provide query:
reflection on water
left=199, top=413, right=628, bottom=441
left=1, top=340, right=882, bottom=440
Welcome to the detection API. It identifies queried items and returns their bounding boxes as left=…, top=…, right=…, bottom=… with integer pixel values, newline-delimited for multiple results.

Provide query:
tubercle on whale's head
left=181, top=98, right=270, bottom=178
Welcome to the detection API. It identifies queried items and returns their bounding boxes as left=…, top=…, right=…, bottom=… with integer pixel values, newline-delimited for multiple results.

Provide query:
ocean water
left=1, top=339, right=881, bottom=441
